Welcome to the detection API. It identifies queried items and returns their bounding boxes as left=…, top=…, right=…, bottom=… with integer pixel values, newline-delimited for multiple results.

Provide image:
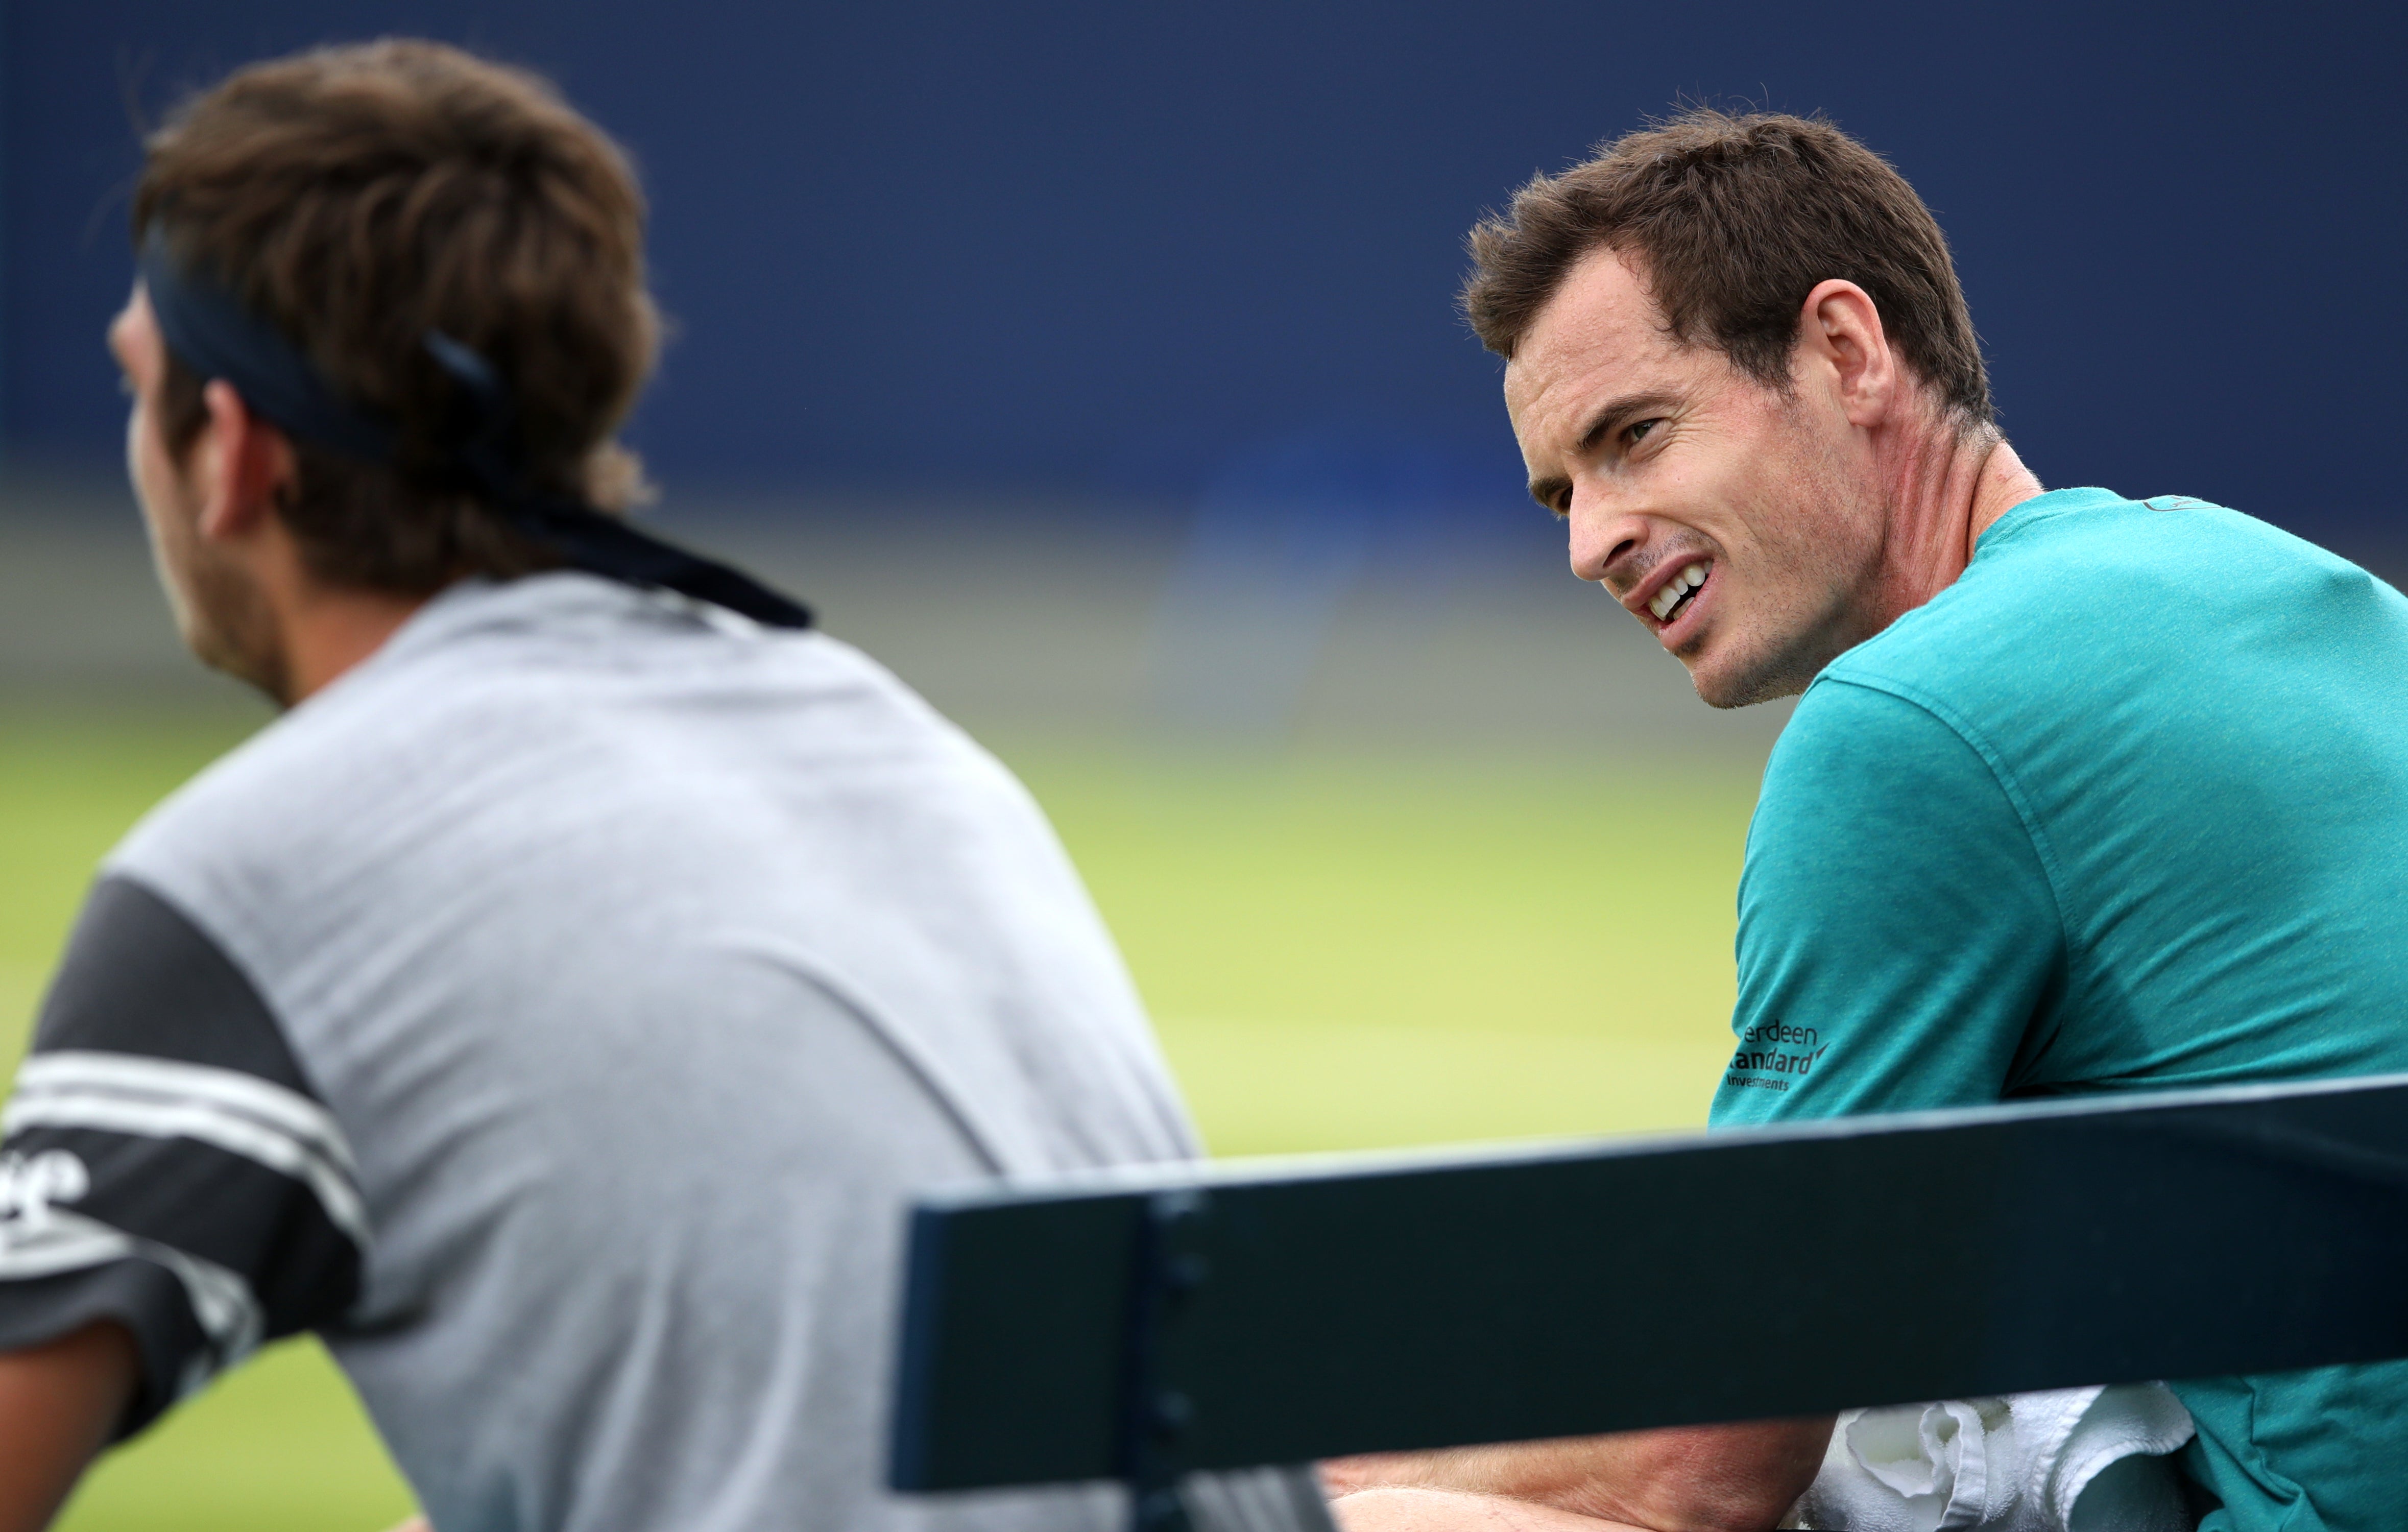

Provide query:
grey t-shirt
left=1, top=574, right=1328, bottom=1532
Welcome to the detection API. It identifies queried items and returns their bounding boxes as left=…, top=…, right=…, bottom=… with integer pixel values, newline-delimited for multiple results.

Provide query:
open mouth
left=1648, top=560, right=1712, bottom=626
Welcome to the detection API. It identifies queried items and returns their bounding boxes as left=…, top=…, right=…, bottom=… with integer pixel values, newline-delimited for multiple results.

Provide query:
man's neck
left=1870, top=425, right=2044, bottom=628
left=239, top=531, right=429, bottom=706
left=1962, top=437, right=2043, bottom=555
left=275, top=584, right=427, bottom=704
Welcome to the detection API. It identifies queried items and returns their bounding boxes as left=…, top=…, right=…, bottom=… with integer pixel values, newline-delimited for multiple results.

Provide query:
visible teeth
left=1647, top=560, right=1713, bottom=621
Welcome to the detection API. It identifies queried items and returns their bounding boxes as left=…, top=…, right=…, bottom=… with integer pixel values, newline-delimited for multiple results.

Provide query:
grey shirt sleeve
left=0, top=875, right=364, bottom=1433
left=1181, top=1467, right=1339, bottom=1532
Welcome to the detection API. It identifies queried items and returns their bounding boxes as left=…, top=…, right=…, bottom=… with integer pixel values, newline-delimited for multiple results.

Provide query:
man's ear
left=189, top=379, right=298, bottom=544
left=1795, top=279, right=1898, bottom=429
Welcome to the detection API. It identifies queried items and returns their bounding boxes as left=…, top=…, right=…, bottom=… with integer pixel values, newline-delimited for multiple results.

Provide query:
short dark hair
left=1463, top=109, right=1992, bottom=430
left=134, top=39, right=659, bottom=594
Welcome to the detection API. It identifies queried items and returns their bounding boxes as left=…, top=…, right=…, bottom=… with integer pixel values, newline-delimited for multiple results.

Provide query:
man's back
left=1714, top=487, right=2408, bottom=1528
left=49, top=573, right=1198, bottom=1530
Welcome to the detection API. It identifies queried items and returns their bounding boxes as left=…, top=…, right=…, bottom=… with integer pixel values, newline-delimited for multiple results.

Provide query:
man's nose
left=1566, top=492, right=1649, bottom=588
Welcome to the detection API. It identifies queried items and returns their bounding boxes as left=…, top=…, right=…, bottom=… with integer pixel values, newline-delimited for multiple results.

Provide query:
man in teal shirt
left=1717, top=488, right=2408, bottom=1528
left=1327, top=110, right=2408, bottom=1532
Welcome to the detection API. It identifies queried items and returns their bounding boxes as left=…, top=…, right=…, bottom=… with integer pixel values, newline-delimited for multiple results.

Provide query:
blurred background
left=1, top=1, right=2402, bottom=1525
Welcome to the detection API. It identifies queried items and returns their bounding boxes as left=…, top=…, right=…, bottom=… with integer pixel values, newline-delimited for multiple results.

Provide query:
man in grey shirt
left=0, top=38, right=1326, bottom=1532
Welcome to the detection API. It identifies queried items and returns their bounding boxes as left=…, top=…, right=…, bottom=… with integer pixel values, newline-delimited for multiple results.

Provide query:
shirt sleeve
left=1709, top=678, right=2068, bottom=1129
left=0, top=875, right=364, bottom=1433
left=1179, top=1466, right=1338, bottom=1531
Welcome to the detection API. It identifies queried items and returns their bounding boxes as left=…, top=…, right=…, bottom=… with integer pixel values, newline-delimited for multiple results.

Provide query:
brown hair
left=134, top=39, right=659, bottom=593
left=1463, top=109, right=1992, bottom=430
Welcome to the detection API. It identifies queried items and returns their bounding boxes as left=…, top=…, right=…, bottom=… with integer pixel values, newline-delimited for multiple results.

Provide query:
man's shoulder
left=108, top=574, right=954, bottom=925
left=1823, top=487, right=2156, bottom=696
left=1814, top=487, right=2405, bottom=735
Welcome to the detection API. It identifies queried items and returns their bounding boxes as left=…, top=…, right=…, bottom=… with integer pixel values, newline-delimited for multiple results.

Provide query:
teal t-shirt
left=1709, top=488, right=2408, bottom=1531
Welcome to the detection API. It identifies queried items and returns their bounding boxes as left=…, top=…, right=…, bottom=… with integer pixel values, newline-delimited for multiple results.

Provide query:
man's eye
left=1627, top=419, right=1661, bottom=445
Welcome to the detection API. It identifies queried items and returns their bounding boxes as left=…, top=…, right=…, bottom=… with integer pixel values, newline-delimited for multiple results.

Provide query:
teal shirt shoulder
left=1708, top=488, right=2408, bottom=1530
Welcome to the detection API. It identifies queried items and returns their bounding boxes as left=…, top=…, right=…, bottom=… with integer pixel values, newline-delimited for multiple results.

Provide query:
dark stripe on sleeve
left=0, top=875, right=365, bottom=1437
left=33, top=876, right=314, bottom=1096
left=5, top=1126, right=359, bottom=1336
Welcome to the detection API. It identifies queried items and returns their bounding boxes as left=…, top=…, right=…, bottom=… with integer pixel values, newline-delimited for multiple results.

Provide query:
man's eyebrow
left=1527, top=390, right=1683, bottom=512
left=1573, top=390, right=1682, bottom=456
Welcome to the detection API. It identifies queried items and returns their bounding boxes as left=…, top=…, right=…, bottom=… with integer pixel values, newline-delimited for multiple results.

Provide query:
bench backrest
left=889, top=1073, right=2408, bottom=1501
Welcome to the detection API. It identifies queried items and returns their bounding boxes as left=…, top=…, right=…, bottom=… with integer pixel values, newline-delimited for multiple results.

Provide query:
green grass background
left=0, top=705, right=1760, bottom=1530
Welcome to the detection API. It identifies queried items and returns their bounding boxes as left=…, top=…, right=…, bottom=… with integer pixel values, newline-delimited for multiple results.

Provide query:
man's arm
left=1331, top=1486, right=1651, bottom=1531
left=0, top=1321, right=136, bottom=1532
left=0, top=875, right=374, bottom=1518
left=1322, top=1418, right=1830, bottom=1532
left=1326, top=682, right=2056, bottom=1528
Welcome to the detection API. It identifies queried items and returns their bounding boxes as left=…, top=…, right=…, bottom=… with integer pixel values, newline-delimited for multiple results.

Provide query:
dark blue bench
left=888, top=1073, right=2408, bottom=1529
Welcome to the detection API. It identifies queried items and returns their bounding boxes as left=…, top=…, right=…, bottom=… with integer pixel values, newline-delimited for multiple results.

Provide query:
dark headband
left=136, top=228, right=813, bottom=630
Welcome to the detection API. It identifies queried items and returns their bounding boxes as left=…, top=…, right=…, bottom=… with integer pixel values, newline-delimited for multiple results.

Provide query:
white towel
left=1783, top=1383, right=2196, bottom=1531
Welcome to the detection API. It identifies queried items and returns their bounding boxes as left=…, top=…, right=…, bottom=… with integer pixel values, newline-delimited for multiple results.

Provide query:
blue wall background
left=5, top=1, right=2403, bottom=545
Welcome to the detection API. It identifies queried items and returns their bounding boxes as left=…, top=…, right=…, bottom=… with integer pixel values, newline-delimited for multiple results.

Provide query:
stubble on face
left=1684, top=396, right=1889, bottom=708
left=145, top=488, right=288, bottom=698
left=112, top=290, right=289, bottom=700
left=1505, top=248, right=1893, bottom=710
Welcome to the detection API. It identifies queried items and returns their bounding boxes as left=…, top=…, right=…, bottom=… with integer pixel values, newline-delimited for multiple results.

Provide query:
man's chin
left=1682, top=646, right=1815, bottom=711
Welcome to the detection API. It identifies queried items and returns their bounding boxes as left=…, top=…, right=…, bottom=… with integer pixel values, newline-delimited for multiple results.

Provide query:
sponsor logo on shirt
left=0, top=1149, right=89, bottom=1229
left=1725, top=1017, right=1827, bottom=1094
